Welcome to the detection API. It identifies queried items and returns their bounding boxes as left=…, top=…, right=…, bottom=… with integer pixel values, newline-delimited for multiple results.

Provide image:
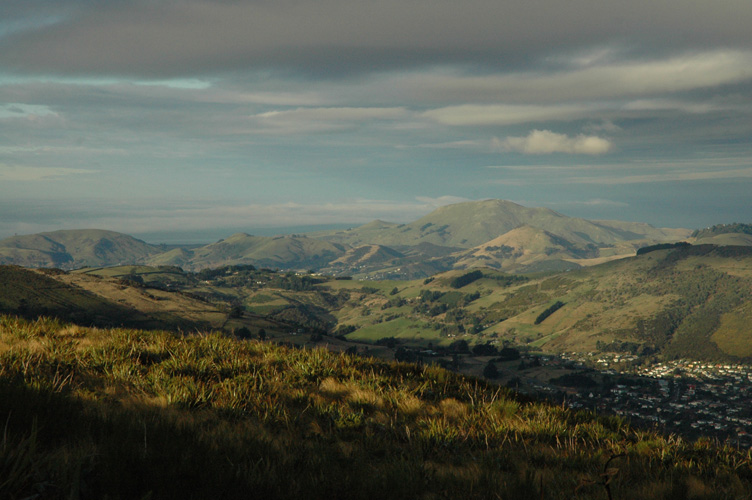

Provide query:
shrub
left=483, top=362, right=499, bottom=379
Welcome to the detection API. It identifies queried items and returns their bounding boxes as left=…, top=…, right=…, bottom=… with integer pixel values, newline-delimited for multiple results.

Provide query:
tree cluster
left=449, top=270, right=483, bottom=289
left=534, top=301, right=564, bottom=325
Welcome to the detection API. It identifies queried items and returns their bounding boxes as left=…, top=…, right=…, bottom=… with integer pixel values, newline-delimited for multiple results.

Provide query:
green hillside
left=1, top=315, right=749, bottom=499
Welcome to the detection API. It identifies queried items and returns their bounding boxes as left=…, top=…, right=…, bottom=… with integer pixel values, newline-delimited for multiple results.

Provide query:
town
left=336, top=338, right=752, bottom=449
left=525, top=353, right=752, bottom=448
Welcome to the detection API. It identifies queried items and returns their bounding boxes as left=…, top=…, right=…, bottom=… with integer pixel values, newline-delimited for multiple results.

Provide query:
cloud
left=0, top=164, right=96, bottom=181
left=622, top=99, right=724, bottom=114
left=555, top=198, right=629, bottom=207
left=423, top=104, right=594, bottom=126
left=501, top=130, right=612, bottom=155
left=0, top=2, right=750, bottom=239
left=410, top=140, right=487, bottom=150
left=0, top=103, right=58, bottom=120
left=400, top=51, right=752, bottom=105
left=414, top=195, right=472, bottom=207
left=584, top=120, right=622, bottom=134
left=571, top=167, right=752, bottom=185
left=251, top=107, right=408, bottom=134
left=255, top=107, right=407, bottom=122
left=2, top=1, right=751, bottom=78
left=485, top=158, right=752, bottom=187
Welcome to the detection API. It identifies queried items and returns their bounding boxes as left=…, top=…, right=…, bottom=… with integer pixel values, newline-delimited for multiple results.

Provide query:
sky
left=1, top=0, right=751, bottom=243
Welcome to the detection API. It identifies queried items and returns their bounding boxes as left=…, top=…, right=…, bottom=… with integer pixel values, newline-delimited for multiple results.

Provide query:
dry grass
left=0, top=314, right=750, bottom=500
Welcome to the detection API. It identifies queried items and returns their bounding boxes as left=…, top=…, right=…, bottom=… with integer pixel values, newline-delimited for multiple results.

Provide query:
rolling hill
left=0, top=229, right=162, bottom=269
left=451, top=225, right=593, bottom=273
left=317, top=199, right=690, bottom=249
left=327, top=244, right=405, bottom=269
left=149, top=233, right=347, bottom=271
left=312, top=199, right=692, bottom=277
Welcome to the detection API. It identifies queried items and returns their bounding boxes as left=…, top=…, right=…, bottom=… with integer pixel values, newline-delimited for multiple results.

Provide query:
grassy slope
left=0, top=265, right=156, bottom=328
left=0, top=265, right=282, bottom=336
left=1, top=315, right=749, bottom=500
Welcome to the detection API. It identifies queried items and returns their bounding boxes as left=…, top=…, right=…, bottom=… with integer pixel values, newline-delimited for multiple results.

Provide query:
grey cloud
left=2, top=0, right=751, bottom=77
left=389, top=51, right=752, bottom=105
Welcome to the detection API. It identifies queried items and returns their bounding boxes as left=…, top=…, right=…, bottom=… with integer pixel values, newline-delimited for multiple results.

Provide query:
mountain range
left=0, top=199, right=716, bottom=276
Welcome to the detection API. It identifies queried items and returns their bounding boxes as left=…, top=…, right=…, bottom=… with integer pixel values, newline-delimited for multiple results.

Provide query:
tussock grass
left=0, top=314, right=750, bottom=499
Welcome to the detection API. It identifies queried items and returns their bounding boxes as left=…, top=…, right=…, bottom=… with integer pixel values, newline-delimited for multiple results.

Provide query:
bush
left=394, top=346, right=418, bottom=362
left=235, top=327, right=252, bottom=339
left=498, top=347, right=521, bottom=361
left=449, top=339, right=469, bottom=353
left=335, top=324, right=357, bottom=336
left=472, top=343, right=498, bottom=356
left=375, top=337, right=399, bottom=348
left=420, top=290, right=444, bottom=303
left=483, top=362, right=499, bottom=379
